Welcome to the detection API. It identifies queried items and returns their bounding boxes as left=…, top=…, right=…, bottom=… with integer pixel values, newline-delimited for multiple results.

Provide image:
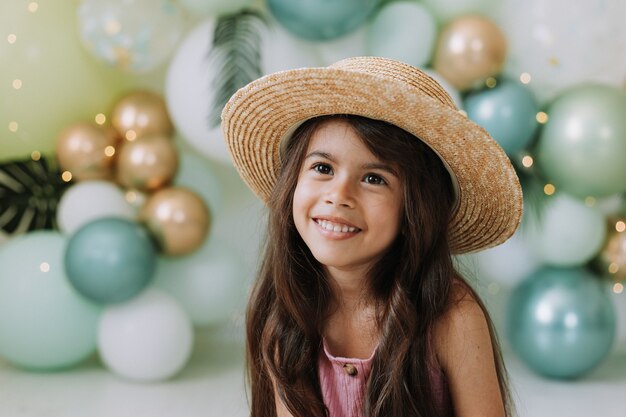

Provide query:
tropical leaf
left=208, top=9, right=267, bottom=128
left=0, top=156, right=71, bottom=235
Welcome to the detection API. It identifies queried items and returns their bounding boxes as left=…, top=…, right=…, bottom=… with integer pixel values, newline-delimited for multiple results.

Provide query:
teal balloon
left=267, top=0, right=381, bottom=41
left=0, top=232, right=101, bottom=370
left=536, top=84, right=626, bottom=198
left=507, top=267, right=616, bottom=379
left=65, top=218, right=157, bottom=304
left=465, top=79, right=539, bottom=155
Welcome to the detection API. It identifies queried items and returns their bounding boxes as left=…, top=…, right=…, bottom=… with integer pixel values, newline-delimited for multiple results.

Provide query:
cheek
left=292, top=181, right=309, bottom=230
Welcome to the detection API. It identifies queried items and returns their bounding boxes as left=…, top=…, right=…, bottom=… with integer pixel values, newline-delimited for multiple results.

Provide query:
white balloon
left=422, top=0, right=500, bottom=22
left=524, top=194, right=607, bottom=267
left=424, top=69, right=463, bottom=109
left=178, top=0, right=253, bottom=17
left=261, top=21, right=321, bottom=73
left=98, top=288, right=193, bottom=382
left=473, top=229, right=542, bottom=286
left=499, top=0, right=626, bottom=102
left=314, top=26, right=367, bottom=66
left=165, top=19, right=230, bottom=165
left=154, top=238, right=248, bottom=327
left=57, top=181, right=135, bottom=235
left=166, top=19, right=319, bottom=165
left=366, top=1, right=437, bottom=68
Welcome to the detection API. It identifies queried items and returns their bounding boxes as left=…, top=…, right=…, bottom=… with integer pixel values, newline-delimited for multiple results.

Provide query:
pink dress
left=318, top=339, right=452, bottom=417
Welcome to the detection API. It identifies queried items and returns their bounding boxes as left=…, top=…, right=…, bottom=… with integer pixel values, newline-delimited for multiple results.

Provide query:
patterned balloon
left=267, top=0, right=381, bottom=41
left=507, top=267, right=616, bottom=379
left=77, top=0, right=186, bottom=73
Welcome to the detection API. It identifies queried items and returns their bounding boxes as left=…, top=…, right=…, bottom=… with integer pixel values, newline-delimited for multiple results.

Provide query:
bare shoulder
left=432, top=280, right=506, bottom=417
left=433, top=281, right=489, bottom=354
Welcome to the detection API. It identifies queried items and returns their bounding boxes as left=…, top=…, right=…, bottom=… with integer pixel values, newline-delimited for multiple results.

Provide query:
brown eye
left=364, top=173, right=386, bottom=185
left=313, top=163, right=333, bottom=175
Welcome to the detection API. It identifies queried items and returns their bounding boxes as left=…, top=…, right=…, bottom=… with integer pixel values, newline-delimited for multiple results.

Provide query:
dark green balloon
left=536, top=84, right=626, bottom=198
left=507, top=267, right=615, bottom=379
left=65, top=218, right=157, bottom=304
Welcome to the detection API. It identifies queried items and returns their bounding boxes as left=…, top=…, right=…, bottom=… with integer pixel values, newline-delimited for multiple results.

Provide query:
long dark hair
left=246, top=115, right=512, bottom=417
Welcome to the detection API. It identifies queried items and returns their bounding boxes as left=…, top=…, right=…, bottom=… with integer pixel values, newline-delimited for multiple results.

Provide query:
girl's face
left=292, top=120, right=404, bottom=277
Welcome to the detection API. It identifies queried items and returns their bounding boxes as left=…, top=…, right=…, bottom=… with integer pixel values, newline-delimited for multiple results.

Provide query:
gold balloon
left=433, top=15, right=507, bottom=91
left=56, top=123, right=121, bottom=181
left=110, top=90, right=173, bottom=139
left=594, top=218, right=626, bottom=282
left=140, top=187, right=211, bottom=256
left=116, top=134, right=178, bottom=191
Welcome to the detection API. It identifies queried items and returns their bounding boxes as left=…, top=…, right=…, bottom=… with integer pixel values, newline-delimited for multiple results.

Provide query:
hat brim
left=222, top=66, right=522, bottom=254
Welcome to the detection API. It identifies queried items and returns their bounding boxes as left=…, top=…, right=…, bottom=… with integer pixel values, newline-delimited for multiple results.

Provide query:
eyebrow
left=304, top=151, right=399, bottom=177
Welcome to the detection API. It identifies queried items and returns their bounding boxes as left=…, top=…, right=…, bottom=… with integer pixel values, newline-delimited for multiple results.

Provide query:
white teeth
left=316, top=219, right=358, bottom=233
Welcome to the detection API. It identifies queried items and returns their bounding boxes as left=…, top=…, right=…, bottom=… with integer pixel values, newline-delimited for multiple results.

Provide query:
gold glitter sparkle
left=522, top=155, right=534, bottom=168
left=95, top=113, right=107, bottom=125
left=544, top=184, right=556, bottom=195
left=536, top=112, right=549, bottom=124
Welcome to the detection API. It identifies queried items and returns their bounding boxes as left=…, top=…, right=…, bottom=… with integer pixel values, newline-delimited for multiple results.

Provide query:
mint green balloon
left=536, top=84, right=626, bottom=198
left=507, top=267, right=615, bottom=379
left=366, top=1, right=437, bottom=68
left=0, top=231, right=101, bottom=370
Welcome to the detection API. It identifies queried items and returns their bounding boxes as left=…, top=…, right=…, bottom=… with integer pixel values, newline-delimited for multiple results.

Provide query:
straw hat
left=221, top=56, right=522, bottom=254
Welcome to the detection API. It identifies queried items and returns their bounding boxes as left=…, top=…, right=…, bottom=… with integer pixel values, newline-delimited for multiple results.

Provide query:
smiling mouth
left=314, top=219, right=361, bottom=233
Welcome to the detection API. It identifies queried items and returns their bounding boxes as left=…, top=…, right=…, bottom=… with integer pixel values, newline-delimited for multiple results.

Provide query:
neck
left=323, top=266, right=379, bottom=358
left=325, top=265, right=373, bottom=312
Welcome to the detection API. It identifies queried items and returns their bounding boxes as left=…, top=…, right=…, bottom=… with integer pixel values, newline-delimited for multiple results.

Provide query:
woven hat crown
left=330, top=57, right=458, bottom=110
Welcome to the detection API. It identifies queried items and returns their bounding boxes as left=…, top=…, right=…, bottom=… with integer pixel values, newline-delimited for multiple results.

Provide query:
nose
left=324, top=176, right=355, bottom=208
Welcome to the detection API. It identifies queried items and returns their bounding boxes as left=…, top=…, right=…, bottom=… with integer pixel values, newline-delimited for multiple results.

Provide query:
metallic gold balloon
left=110, top=90, right=173, bottom=139
left=116, top=134, right=178, bottom=191
left=594, top=218, right=626, bottom=282
left=56, top=123, right=121, bottom=181
left=433, top=15, right=507, bottom=91
left=139, top=187, right=211, bottom=256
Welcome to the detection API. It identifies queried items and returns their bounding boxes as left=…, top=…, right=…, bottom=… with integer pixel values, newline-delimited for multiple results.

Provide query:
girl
left=221, top=57, right=523, bottom=417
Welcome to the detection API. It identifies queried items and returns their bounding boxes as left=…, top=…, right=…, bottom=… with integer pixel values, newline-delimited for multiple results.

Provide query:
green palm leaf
left=208, top=9, right=267, bottom=128
left=0, top=156, right=71, bottom=235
